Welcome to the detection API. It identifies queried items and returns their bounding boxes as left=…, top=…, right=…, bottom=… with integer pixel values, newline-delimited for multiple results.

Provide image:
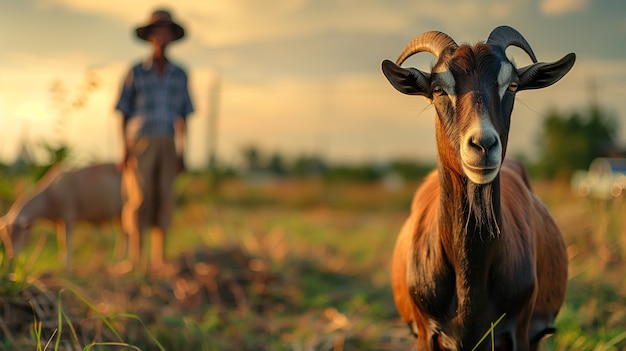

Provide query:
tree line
left=2, top=101, right=621, bottom=183
left=534, top=103, right=621, bottom=179
left=232, top=102, right=621, bottom=182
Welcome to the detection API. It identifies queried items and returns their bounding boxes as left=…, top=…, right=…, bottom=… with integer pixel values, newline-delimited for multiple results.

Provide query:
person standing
left=115, top=9, right=193, bottom=270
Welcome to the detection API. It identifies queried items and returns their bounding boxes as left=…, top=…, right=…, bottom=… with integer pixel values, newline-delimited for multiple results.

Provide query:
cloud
left=36, top=0, right=522, bottom=49
left=37, top=0, right=407, bottom=46
left=540, top=0, right=591, bottom=16
left=489, top=3, right=514, bottom=20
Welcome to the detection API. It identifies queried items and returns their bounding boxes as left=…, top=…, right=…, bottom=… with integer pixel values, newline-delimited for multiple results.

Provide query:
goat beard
left=466, top=182, right=501, bottom=240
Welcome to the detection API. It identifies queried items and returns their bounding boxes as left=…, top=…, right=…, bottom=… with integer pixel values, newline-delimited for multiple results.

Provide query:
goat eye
left=433, top=86, right=446, bottom=96
left=508, top=81, right=519, bottom=92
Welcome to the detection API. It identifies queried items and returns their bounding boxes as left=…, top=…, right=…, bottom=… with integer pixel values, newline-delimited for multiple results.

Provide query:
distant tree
left=536, top=104, right=618, bottom=179
left=267, top=152, right=287, bottom=176
left=241, top=145, right=263, bottom=172
left=388, top=160, right=435, bottom=180
left=292, top=154, right=326, bottom=177
left=323, top=165, right=368, bottom=182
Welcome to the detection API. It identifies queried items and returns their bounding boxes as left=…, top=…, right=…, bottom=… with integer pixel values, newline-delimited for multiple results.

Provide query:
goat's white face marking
left=460, top=113, right=502, bottom=184
left=497, top=62, right=514, bottom=99
left=457, top=60, right=510, bottom=184
left=432, top=67, right=457, bottom=105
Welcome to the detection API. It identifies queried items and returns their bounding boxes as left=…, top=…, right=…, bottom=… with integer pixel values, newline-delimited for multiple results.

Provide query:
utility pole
left=207, top=71, right=221, bottom=189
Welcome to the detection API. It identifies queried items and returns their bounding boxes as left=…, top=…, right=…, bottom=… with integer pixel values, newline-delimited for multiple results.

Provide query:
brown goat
left=381, top=26, right=574, bottom=350
left=0, top=163, right=122, bottom=267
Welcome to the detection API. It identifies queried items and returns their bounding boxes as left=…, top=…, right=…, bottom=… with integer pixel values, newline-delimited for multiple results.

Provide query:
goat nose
left=468, top=134, right=498, bottom=154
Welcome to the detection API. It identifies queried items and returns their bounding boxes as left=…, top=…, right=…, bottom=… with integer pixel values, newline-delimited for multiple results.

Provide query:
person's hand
left=117, top=147, right=131, bottom=171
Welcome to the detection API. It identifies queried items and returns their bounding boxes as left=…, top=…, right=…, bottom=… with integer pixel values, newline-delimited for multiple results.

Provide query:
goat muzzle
left=461, top=128, right=502, bottom=184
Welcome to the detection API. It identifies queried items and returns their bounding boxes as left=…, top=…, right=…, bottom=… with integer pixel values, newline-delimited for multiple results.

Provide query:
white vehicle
left=571, top=158, right=626, bottom=199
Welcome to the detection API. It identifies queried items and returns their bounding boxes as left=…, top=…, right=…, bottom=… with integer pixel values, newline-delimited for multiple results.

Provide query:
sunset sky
left=1, top=0, right=625, bottom=169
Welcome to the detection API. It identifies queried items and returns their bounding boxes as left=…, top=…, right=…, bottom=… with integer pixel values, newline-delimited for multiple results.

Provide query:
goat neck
left=435, top=132, right=504, bottom=341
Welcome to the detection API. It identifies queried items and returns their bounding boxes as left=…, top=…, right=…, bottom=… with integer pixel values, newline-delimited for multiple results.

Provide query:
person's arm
left=175, top=70, right=193, bottom=173
left=119, top=116, right=130, bottom=170
left=174, top=117, right=186, bottom=173
left=115, top=67, right=136, bottom=170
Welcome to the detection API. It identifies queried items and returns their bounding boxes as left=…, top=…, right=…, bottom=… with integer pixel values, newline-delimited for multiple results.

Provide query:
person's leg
left=152, top=137, right=177, bottom=269
left=121, top=154, right=143, bottom=266
left=122, top=137, right=157, bottom=268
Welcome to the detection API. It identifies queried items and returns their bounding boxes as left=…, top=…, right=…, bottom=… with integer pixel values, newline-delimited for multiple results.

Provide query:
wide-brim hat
left=136, top=9, right=185, bottom=41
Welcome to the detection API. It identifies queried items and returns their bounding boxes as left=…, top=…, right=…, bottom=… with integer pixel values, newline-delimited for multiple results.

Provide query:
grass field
left=0, top=171, right=625, bottom=350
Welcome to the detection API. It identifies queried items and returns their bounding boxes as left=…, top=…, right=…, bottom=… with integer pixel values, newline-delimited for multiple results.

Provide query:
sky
left=1, top=0, right=625, bottom=170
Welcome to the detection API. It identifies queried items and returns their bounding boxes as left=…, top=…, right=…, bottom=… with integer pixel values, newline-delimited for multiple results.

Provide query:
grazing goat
left=381, top=26, right=574, bottom=350
left=0, top=163, right=122, bottom=267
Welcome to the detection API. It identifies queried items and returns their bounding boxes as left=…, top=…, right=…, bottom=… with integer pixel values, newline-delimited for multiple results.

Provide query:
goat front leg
left=106, top=220, right=126, bottom=261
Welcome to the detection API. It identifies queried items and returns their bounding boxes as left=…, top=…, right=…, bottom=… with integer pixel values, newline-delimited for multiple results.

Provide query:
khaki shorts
left=122, top=136, right=177, bottom=234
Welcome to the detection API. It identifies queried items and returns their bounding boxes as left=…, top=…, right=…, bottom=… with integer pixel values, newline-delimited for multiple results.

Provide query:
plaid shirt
left=116, top=59, right=194, bottom=137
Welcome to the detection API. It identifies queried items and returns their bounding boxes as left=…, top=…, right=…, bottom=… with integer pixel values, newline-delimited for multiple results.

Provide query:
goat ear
left=517, top=53, right=576, bottom=91
left=381, top=59, right=431, bottom=96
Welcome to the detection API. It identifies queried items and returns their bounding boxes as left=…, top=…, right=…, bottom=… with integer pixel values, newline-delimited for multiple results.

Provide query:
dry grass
left=0, top=173, right=624, bottom=350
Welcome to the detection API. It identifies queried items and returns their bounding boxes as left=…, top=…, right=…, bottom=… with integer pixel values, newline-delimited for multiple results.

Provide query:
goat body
left=392, top=161, right=567, bottom=350
left=0, top=163, right=122, bottom=266
left=382, top=26, right=574, bottom=350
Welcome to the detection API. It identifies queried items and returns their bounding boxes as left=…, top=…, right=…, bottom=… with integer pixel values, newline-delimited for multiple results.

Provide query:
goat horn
left=396, top=31, right=458, bottom=66
left=487, top=25, right=538, bottom=63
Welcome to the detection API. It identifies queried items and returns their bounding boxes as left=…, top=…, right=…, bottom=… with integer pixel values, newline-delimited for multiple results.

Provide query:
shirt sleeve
left=180, top=73, right=194, bottom=120
left=115, top=68, right=136, bottom=119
